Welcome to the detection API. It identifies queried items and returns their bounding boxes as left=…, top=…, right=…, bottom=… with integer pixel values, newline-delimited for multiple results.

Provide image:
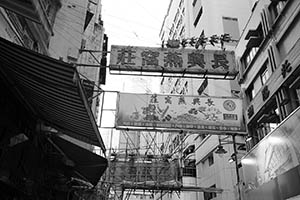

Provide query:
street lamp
left=215, top=145, right=228, bottom=155
left=228, top=153, right=236, bottom=163
left=214, top=134, right=242, bottom=200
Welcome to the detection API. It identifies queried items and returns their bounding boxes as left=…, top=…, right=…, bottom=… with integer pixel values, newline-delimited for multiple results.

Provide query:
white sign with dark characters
left=109, top=45, right=238, bottom=79
left=116, top=93, right=245, bottom=133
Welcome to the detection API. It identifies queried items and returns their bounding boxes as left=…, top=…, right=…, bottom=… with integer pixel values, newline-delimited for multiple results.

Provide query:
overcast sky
left=101, top=0, right=170, bottom=48
left=101, top=0, right=170, bottom=93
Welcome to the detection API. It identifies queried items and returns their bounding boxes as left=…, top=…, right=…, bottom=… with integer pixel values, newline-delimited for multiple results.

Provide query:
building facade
left=236, top=0, right=300, bottom=199
left=0, top=0, right=107, bottom=199
left=0, top=0, right=61, bottom=54
left=159, top=0, right=252, bottom=199
left=49, top=0, right=106, bottom=120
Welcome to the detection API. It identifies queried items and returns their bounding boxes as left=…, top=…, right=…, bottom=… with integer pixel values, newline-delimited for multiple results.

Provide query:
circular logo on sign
left=223, top=100, right=236, bottom=111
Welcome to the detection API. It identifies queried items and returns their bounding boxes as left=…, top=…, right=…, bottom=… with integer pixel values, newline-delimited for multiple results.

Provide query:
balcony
left=183, top=159, right=196, bottom=177
left=182, top=166, right=196, bottom=177
left=0, top=0, right=61, bottom=35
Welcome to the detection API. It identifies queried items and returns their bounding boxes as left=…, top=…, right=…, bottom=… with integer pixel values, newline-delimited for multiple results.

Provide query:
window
left=269, top=1, right=287, bottom=21
left=204, top=185, right=217, bottom=200
left=193, top=7, right=203, bottom=27
left=249, top=98, right=280, bottom=146
left=222, top=17, right=240, bottom=41
left=208, top=153, right=214, bottom=166
left=242, top=24, right=264, bottom=67
left=254, top=76, right=262, bottom=95
left=183, top=159, right=196, bottom=177
left=246, top=82, right=258, bottom=102
left=246, top=63, right=271, bottom=103
left=260, top=62, right=270, bottom=85
left=246, top=84, right=254, bottom=102
left=244, top=47, right=259, bottom=67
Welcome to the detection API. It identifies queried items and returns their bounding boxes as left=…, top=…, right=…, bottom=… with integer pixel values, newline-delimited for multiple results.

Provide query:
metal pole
left=232, top=134, right=241, bottom=200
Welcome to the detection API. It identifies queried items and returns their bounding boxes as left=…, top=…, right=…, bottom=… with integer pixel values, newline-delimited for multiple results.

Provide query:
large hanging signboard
left=109, top=45, right=237, bottom=79
left=116, top=93, right=245, bottom=133
left=110, top=159, right=178, bottom=183
left=242, top=107, right=300, bottom=192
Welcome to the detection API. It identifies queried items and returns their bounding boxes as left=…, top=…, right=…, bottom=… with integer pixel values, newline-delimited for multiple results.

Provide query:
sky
left=101, top=0, right=170, bottom=94
left=101, top=0, right=170, bottom=48
left=98, top=0, right=170, bottom=150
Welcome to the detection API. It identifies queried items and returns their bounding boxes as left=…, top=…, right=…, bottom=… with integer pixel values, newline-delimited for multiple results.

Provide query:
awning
left=49, top=135, right=108, bottom=186
left=0, top=136, right=107, bottom=188
left=0, top=37, right=105, bottom=152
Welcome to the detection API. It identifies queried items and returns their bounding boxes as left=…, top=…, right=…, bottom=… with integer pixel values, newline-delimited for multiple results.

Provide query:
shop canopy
left=0, top=37, right=105, bottom=152
left=49, top=135, right=108, bottom=186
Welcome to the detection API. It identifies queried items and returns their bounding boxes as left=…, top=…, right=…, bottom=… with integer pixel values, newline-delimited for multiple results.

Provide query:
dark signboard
left=109, top=45, right=238, bottom=79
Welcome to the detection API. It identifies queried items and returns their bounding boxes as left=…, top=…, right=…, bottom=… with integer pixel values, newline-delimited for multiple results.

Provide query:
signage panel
left=110, top=159, right=178, bottom=183
left=242, top=107, right=300, bottom=191
left=116, top=93, right=245, bottom=133
left=109, top=45, right=237, bottom=79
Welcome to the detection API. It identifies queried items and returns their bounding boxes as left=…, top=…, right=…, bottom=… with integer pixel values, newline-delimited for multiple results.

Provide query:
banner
left=242, top=107, right=300, bottom=191
left=109, top=45, right=237, bottom=79
left=116, top=93, right=245, bottom=133
left=109, top=159, right=178, bottom=183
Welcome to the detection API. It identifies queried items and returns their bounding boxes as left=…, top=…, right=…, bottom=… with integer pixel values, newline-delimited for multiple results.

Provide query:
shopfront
left=0, top=37, right=107, bottom=199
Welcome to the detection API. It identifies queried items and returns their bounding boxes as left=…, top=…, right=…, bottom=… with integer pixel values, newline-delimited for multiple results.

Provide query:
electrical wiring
left=55, top=14, right=163, bottom=47
left=102, top=12, right=160, bottom=31
left=130, top=0, right=173, bottom=33
left=105, top=31, right=162, bottom=47
left=132, top=0, right=167, bottom=26
left=55, top=8, right=166, bottom=48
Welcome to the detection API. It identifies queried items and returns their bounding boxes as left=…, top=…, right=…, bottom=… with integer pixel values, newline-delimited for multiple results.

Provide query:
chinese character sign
left=116, top=93, right=245, bottom=133
left=109, top=45, right=237, bottom=78
left=110, top=159, right=178, bottom=183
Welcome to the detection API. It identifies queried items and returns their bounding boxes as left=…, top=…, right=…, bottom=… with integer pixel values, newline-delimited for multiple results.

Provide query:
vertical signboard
left=116, top=93, right=245, bottom=133
left=109, top=45, right=237, bottom=79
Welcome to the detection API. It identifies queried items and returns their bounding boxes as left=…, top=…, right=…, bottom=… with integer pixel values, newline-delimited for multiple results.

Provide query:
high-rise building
left=236, top=0, right=300, bottom=199
left=159, top=0, right=252, bottom=97
left=159, top=0, right=252, bottom=199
